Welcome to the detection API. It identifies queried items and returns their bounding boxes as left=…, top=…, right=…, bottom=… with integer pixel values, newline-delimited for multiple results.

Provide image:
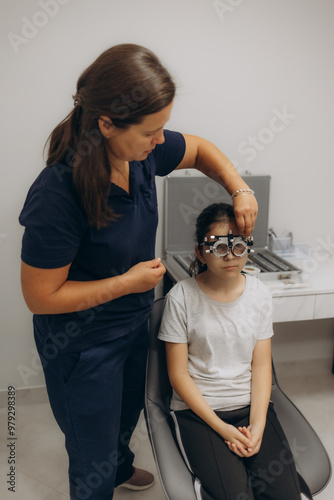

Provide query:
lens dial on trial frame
left=202, top=230, right=253, bottom=258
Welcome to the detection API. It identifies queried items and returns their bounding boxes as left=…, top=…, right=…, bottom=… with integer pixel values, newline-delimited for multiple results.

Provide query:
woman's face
left=100, top=101, right=174, bottom=163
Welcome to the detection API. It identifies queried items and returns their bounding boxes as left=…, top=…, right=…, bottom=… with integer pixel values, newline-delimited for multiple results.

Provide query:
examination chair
left=145, top=297, right=332, bottom=500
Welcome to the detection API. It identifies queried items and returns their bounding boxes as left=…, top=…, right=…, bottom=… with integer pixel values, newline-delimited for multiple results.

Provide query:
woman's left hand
left=232, top=194, right=258, bottom=237
left=176, top=134, right=258, bottom=237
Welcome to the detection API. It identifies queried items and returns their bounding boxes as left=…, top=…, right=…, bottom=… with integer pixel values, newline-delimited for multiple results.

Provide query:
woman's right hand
left=124, top=258, right=166, bottom=293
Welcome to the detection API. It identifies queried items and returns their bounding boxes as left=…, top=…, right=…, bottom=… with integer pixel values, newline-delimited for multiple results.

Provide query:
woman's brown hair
left=45, top=44, right=176, bottom=227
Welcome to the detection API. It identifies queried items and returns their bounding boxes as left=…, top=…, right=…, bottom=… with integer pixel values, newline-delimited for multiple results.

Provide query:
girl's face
left=196, top=220, right=249, bottom=279
left=99, top=101, right=173, bottom=163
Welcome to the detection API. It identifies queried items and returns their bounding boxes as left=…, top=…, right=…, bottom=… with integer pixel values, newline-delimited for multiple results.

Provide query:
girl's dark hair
left=189, top=203, right=236, bottom=276
left=45, top=44, right=176, bottom=227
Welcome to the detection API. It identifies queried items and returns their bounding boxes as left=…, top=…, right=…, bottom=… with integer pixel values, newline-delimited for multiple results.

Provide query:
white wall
left=1, top=0, right=333, bottom=391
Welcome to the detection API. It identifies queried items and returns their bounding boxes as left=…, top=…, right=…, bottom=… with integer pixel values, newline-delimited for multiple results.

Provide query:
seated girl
left=158, top=202, right=301, bottom=500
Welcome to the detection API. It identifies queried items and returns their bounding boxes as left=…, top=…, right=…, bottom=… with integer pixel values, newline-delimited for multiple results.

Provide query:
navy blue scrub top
left=19, top=130, right=186, bottom=352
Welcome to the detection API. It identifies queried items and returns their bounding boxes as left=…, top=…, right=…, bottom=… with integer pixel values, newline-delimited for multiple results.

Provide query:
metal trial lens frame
left=202, top=231, right=253, bottom=258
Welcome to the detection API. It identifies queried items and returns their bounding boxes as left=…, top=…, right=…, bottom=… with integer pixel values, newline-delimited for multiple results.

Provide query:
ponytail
left=45, top=105, right=82, bottom=167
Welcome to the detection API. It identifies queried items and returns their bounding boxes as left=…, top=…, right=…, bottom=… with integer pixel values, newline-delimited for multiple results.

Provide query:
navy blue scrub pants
left=172, top=404, right=302, bottom=500
left=35, top=320, right=149, bottom=500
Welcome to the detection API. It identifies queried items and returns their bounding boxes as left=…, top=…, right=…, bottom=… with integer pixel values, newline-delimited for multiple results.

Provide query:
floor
left=1, top=359, right=333, bottom=500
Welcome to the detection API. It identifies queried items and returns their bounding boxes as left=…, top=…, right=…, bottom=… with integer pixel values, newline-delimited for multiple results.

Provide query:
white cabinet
left=314, top=294, right=334, bottom=320
left=272, top=294, right=315, bottom=323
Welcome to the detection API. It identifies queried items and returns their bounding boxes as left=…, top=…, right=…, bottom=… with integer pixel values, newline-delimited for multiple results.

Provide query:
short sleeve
left=153, top=130, right=186, bottom=177
left=19, top=168, right=87, bottom=269
left=258, top=287, right=274, bottom=340
left=158, top=289, right=188, bottom=344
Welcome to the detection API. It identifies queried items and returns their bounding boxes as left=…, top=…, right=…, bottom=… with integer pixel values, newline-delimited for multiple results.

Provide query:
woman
left=19, top=44, right=258, bottom=500
left=158, top=203, right=301, bottom=500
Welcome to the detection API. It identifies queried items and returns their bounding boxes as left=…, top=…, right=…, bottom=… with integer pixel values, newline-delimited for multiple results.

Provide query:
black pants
left=35, top=321, right=149, bottom=500
left=172, top=404, right=301, bottom=500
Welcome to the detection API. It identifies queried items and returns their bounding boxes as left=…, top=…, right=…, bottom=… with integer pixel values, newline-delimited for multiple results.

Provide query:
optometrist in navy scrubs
left=19, top=44, right=258, bottom=500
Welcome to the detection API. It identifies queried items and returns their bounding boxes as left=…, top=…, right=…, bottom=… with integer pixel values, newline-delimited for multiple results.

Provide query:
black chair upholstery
left=145, top=297, right=331, bottom=499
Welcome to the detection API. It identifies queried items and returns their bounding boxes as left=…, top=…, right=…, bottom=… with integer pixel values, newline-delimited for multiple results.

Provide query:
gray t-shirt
left=158, top=276, right=273, bottom=411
